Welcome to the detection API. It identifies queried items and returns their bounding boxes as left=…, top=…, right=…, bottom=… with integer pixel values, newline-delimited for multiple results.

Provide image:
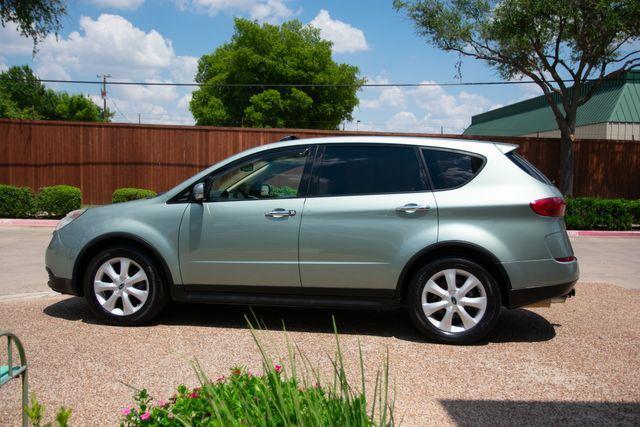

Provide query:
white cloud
left=309, top=9, right=369, bottom=54
left=87, top=0, right=145, bottom=10
left=178, top=93, right=193, bottom=109
left=0, top=22, right=34, bottom=55
left=409, top=81, right=500, bottom=131
left=33, top=14, right=176, bottom=80
left=180, top=0, right=295, bottom=22
left=171, top=55, right=199, bottom=83
left=360, top=76, right=406, bottom=109
left=2, top=14, right=197, bottom=125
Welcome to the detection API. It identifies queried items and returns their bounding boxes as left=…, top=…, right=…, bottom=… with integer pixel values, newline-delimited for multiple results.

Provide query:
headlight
left=55, top=209, right=86, bottom=231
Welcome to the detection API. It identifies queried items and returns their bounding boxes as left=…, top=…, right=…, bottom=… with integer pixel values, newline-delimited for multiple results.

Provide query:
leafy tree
left=0, top=0, right=67, bottom=50
left=190, top=18, right=363, bottom=129
left=394, top=0, right=640, bottom=196
left=0, top=65, right=110, bottom=122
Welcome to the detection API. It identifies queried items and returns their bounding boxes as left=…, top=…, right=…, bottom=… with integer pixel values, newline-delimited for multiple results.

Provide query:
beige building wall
left=521, top=122, right=639, bottom=140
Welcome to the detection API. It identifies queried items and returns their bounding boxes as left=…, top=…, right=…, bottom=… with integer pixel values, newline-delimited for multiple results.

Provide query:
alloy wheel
left=93, top=257, right=149, bottom=316
left=421, top=268, right=487, bottom=333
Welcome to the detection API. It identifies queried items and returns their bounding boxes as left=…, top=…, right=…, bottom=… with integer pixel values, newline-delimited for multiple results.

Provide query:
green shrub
left=565, top=198, right=635, bottom=230
left=120, top=320, right=393, bottom=426
left=112, top=188, right=157, bottom=204
left=36, top=185, right=82, bottom=218
left=624, top=199, right=640, bottom=225
left=0, top=184, right=35, bottom=218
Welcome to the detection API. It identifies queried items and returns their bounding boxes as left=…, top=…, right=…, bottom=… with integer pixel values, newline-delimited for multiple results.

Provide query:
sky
left=0, top=0, right=543, bottom=132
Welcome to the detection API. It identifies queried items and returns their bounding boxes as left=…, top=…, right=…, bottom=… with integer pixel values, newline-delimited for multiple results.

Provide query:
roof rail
left=278, top=135, right=299, bottom=141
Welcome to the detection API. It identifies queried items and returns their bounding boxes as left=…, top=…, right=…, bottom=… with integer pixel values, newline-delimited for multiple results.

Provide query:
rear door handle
left=396, top=203, right=430, bottom=214
left=265, top=208, right=296, bottom=218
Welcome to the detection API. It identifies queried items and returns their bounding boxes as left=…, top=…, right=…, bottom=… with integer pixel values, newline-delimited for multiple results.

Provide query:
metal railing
left=1, top=331, right=28, bottom=427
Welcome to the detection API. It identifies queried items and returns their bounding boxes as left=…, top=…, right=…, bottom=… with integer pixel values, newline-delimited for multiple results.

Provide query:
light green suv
left=46, top=136, right=578, bottom=344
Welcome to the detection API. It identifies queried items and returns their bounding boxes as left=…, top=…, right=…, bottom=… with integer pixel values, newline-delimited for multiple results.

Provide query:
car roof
left=258, top=135, right=517, bottom=155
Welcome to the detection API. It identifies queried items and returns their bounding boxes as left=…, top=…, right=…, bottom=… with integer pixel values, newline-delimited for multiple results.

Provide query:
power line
left=5, top=77, right=604, bottom=88
left=110, top=99, right=131, bottom=123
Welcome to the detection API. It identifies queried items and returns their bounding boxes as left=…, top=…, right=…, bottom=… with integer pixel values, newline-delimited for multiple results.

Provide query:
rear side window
left=311, top=145, right=427, bottom=197
left=422, top=148, right=485, bottom=190
left=506, top=152, right=553, bottom=185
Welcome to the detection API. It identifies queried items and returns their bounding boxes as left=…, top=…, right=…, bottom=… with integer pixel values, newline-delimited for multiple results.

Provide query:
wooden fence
left=1, top=119, right=638, bottom=204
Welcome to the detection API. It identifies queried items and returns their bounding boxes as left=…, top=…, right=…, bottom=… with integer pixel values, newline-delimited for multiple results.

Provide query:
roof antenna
left=278, top=135, right=299, bottom=141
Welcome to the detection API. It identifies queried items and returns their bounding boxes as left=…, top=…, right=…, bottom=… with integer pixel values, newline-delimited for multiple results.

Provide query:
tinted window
left=506, top=152, right=552, bottom=185
left=422, top=148, right=484, bottom=190
left=208, top=147, right=309, bottom=201
left=311, top=145, right=427, bottom=196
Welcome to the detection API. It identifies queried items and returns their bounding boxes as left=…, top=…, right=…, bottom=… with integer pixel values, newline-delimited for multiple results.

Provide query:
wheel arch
left=72, top=232, right=175, bottom=297
left=396, top=241, right=511, bottom=306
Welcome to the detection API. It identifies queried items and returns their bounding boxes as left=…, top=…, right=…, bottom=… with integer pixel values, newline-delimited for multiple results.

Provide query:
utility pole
left=97, top=74, right=111, bottom=122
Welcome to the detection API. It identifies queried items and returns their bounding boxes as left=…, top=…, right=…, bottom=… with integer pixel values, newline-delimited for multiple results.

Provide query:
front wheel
left=83, top=246, right=167, bottom=326
left=407, top=258, right=501, bottom=344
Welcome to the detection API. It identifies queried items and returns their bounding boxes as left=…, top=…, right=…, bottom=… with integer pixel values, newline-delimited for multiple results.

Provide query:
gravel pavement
left=1, top=282, right=639, bottom=426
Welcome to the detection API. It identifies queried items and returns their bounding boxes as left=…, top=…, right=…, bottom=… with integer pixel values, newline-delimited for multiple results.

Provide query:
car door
left=178, top=145, right=314, bottom=287
left=299, top=144, right=438, bottom=292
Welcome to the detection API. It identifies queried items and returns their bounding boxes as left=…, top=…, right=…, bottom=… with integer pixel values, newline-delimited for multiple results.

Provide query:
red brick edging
left=0, top=218, right=60, bottom=227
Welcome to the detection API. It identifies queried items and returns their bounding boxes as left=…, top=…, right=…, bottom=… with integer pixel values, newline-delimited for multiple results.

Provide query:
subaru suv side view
left=45, top=136, right=578, bottom=344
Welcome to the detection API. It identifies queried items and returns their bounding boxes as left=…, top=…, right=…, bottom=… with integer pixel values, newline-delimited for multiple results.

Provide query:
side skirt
left=170, top=285, right=402, bottom=311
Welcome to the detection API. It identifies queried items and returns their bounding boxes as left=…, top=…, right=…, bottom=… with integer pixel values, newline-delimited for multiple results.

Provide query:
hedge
left=112, top=188, right=157, bottom=204
left=36, top=185, right=82, bottom=218
left=0, top=185, right=35, bottom=218
left=565, top=198, right=638, bottom=230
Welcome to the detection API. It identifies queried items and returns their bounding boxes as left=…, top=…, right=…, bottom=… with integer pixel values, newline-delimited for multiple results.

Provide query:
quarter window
left=311, top=145, right=427, bottom=197
left=208, top=147, right=309, bottom=201
left=422, top=148, right=484, bottom=190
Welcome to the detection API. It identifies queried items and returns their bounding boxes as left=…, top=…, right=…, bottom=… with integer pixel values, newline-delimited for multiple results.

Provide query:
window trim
left=167, top=145, right=318, bottom=204
left=419, top=146, right=487, bottom=192
left=306, top=143, right=431, bottom=198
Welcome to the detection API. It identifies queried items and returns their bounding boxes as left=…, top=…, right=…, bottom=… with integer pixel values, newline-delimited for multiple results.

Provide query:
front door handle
left=265, top=208, right=297, bottom=218
left=396, top=203, right=430, bottom=214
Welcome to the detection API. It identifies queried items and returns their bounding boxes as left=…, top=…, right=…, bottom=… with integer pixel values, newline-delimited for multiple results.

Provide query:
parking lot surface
left=1, top=283, right=639, bottom=425
left=1, top=226, right=639, bottom=425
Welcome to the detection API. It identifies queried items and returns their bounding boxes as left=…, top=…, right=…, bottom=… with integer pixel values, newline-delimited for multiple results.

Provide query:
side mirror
left=192, top=182, right=205, bottom=202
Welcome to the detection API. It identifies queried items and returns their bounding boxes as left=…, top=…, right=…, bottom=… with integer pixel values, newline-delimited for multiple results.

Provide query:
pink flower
left=188, top=391, right=199, bottom=399
left=216, top=375, right=226, bottom=382
left=120, top=407, right=132, bottom=416
left=140, top=411, right=151, bottom=421
left=274, top=364, right=283, bottom=374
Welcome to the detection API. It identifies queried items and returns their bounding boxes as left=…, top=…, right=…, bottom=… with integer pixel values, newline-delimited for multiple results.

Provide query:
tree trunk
left=558, top=129, right=575, bottom=196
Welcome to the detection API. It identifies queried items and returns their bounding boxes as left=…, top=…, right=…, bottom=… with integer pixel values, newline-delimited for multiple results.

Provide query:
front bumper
left=46, top=267, right=77, bottom=295
left=507, top=280, right=576, bottom=308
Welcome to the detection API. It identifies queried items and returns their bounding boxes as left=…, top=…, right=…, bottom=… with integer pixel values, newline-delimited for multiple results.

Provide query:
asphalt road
left=0, top=226, right=638, bottom=297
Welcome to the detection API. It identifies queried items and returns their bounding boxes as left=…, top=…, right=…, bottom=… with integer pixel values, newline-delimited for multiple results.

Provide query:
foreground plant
left=25, top=394, right=71, bottom=427
left=120, top=318, right=394, bottom=426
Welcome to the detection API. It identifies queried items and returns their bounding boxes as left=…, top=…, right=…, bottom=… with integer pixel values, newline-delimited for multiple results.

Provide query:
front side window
left=207, top=147, right=309, bottom=201
left=422, top=148, right=485, bottom=190
left=310, top=145, right=427, bottom=197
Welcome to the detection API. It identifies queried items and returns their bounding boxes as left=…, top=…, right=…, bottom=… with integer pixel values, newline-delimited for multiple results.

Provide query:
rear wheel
left=407, top=257, right=501, bottom=344
left=83, top=246, right=167, bottom=326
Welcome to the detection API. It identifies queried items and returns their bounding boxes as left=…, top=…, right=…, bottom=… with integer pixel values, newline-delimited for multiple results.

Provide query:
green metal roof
left=464, top=70, right=640, bottom=136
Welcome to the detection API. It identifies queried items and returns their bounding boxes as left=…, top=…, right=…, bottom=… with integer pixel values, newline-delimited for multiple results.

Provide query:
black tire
left=83, top=246, right=167, bottom=326
left=407, top=257, right=501, bottom=344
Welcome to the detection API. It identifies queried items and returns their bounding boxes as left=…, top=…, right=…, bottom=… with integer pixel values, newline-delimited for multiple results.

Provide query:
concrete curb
left=567, top=230, right=640, bottom=238
left=0, top=218, right=59, bottom=227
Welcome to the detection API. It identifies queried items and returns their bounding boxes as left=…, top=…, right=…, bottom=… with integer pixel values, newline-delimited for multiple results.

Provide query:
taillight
left=555, top=256, right=576, bottom=263
left=530, top=197, right=566, bottom=217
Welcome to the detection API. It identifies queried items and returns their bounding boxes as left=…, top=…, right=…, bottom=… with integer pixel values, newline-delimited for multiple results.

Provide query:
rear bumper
left=507, top=280, right=576, bottom=309
left=46, top=268, right=77, bottom=296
